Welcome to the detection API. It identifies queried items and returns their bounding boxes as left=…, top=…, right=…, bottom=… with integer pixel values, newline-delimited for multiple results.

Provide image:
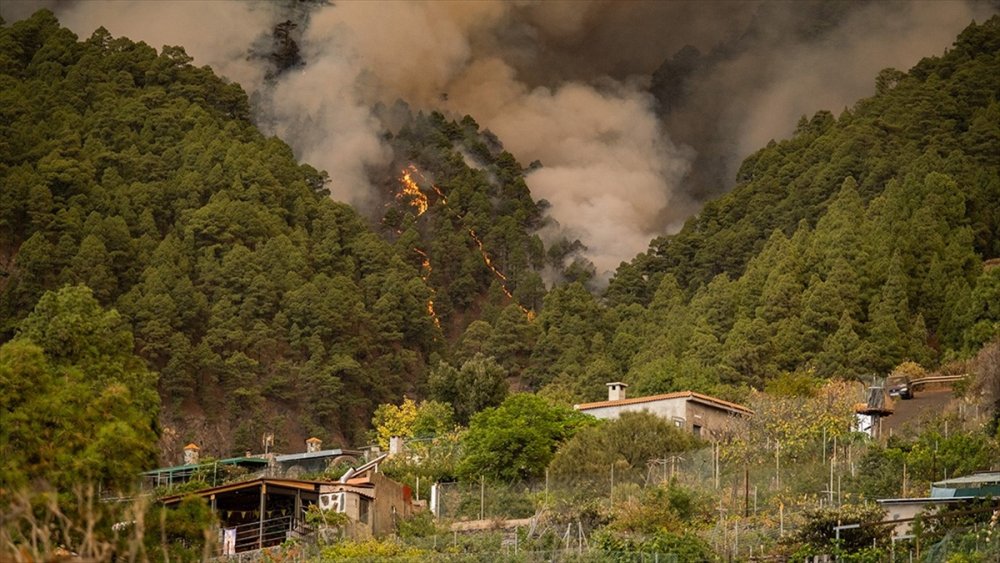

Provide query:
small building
left=318, top=455, right=412, bottom=539
left=574, top=382, right=752, bottom=440
left=877, top=471, right=1000, bottom=540
left=143, top=452, right=270, bottom=489
left=144, top=439, right=363, bottom=488
left=158, top=453, right=411, bottom=554
left=930, top=471, right=1000, bottom=498
left=877, top=496, right=973, bottom=540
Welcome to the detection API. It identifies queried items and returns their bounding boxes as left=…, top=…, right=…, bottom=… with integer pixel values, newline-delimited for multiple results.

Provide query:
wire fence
left=423, top=437, right=893, bottom=561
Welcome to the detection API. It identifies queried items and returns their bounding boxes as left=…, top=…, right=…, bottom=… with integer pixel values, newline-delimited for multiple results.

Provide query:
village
left=141, top=377, right=1000, bottom=560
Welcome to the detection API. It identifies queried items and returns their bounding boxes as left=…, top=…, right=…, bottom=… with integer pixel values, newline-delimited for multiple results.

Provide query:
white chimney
left=306, top=437, right=322, bottom=453
left=607, top=382, right=628, bottom=401
left=183, top=443, right=200, bottom=465
left=389, top=436, right=404, bottom=456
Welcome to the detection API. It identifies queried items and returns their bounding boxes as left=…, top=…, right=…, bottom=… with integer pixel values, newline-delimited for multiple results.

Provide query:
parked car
left=886, top=374, right=913, bottom=400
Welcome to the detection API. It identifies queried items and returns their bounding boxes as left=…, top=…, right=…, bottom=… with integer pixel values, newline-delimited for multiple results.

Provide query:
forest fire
left=398, top=164, right=534, bottom=320
left=397, top=167, right=429, bottom=215
left=412, top=247, right=440, bottom=328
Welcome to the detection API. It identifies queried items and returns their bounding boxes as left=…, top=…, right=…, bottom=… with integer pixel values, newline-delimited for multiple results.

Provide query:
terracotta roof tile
left=575, top=391, right=752, bottom=415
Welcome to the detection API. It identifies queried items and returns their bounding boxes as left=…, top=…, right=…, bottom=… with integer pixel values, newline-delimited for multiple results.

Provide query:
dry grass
left=0, top=485, right=216, bottom=562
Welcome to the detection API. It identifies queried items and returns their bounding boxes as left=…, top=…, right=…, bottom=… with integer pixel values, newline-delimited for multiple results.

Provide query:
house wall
left=369, top=472, right=411, bottom=536
left=685, top=402, right=742, bottom=440
left=581, top=398, right=688, bottom=423
left=581, top=398, right=743, bottom=440
left=340, top=492, right=374, bottom=540
left=882, top=502, right=924, bottom=538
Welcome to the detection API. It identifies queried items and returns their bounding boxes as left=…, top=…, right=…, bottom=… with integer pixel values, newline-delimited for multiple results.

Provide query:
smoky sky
left=3, top=0, right=996, bottom=279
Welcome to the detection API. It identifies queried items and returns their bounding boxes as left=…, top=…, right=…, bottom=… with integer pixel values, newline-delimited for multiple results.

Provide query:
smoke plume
left=3, top=0, right=995, bottom=278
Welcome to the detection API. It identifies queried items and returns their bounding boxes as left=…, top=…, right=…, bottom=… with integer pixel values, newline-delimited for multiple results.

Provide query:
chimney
left=389, top=436, right=404, bottom=456
left=606, top=382, right=628, bottom=402
left=183, top=443, right=200, bottom=465
left=306, top=437, right=322, bottom=453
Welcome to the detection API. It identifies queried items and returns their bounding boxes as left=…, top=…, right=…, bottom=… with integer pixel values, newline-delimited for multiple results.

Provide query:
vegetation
left=458, top=394, right=590, bottom=482
left=0, top=10, right=442, bottom=451
left=1, top=285, right=158, bottom=493
left=2, top=9, right=1000, bottom=562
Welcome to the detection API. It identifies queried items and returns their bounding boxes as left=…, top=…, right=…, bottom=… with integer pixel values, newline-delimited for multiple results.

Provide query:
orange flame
left=401, top=164, right=535, bottom=321
left=412, top=247, right=440, bottom=329
left=398, top=169, right=429, bottom=215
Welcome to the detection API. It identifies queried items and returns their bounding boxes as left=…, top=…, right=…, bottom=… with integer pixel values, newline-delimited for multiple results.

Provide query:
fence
left=424, top=435, right=896, bottom=560
left=219, top=514, right=301, bottom=555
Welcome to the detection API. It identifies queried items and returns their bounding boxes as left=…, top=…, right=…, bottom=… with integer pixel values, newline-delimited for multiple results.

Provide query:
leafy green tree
left=791, top=503, right=889, bottom=558
left=458, top=394, right=590, bottom=482
left=0, top=285, right=159, bottom=492
left=549, top=411, right=698, bottom=481
left=428, top=354, right=509, bottom=425
left=143, top=495, right=218, bottom=562
left=370, top=398, right=455, bottom=448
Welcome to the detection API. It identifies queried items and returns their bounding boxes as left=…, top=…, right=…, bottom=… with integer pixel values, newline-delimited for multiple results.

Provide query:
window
left=693, top=424, right=702, bottom=437
left=359, top=498, right=370, bottom=524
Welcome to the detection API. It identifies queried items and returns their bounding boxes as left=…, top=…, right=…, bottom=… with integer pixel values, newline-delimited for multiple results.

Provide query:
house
left=574, top=382, right=752, bottom=440
left=317, top=454, right=412, bottom=539
left=877, top=471, right=1000, bottom=540
left=929, top=471, right=1000, bottom=498
left=158, top=453, right=411, bottom=553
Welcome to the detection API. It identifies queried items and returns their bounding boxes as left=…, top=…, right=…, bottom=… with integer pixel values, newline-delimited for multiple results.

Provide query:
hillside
left=587, top=16, right=1000, bottom=395
left=0, top=11, right=443, bottom=452
left=1, top=11, right=999, bottom=454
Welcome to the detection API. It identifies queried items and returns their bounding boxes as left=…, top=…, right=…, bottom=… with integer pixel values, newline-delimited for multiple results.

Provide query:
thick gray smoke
left=3, top=0, right=995, bottom=278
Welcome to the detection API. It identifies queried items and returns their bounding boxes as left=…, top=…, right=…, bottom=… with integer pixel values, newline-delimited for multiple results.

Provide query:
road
left=883, top=388, right=954, bottom=436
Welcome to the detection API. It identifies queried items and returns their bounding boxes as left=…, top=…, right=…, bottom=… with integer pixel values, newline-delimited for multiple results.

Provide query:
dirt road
left=883, top=388, right=954, bottom=436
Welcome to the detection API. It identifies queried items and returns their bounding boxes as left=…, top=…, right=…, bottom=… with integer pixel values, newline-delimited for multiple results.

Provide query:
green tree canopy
left=458, top=394, right=590, bottom=482
left=0, top=285, right=159, bottom=492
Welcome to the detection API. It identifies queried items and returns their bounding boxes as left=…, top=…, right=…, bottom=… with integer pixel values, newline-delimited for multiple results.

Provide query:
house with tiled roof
left=574, top=382, right=752, bottom=440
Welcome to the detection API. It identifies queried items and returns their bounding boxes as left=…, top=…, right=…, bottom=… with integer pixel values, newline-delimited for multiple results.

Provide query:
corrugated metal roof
left=159, top=477, right=326, bottom=504
left=143, top=456, right=268, bottom=475
left=274, top=448, right=346, bottom=463
left=932, top=472, right=1000, bottom=487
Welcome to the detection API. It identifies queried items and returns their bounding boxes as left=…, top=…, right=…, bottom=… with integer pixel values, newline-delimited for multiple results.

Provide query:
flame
left=400, top=164, right=536, bottom=321
left=412, top=247, right=440, bottom=329
left=397, top=168, right=429, bottom=215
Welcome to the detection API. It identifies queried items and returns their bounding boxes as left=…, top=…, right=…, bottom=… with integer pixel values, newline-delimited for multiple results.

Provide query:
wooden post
left=779, top=502, right=784, bottom=537
left=714, top=443, right=720, bottom=489
left=294, top=489, right=301, bottom=527
left=829, top=436, right=836, bottom=506
left=775, top=440, right=781, bottom=489
left=744, top=464, right=749, bottom=518
left=479, top=475, right=485, bottom=520
left=610, top=464, right=615, bottom=507
left=259, top=483, right=267, bottom=549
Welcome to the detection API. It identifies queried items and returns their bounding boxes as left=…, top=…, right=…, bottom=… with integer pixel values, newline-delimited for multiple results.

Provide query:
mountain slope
left=617, top=16, right=1000, bottom=299
left=0, top=11, right=439, bottom=454
left=593, top=16, right=1000, bottom=395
